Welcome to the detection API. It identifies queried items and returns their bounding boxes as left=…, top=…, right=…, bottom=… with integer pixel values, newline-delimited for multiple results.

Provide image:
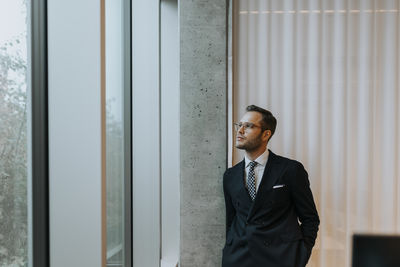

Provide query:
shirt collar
left=245, top=148, right=269, bottom=168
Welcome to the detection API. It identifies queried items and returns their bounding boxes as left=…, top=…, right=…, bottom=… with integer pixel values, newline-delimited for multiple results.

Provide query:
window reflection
left=105, top=0, right=125, bottom=266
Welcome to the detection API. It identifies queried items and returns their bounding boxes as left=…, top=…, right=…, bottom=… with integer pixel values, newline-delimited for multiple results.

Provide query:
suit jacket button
left=264, top=241, right=270, bottom=246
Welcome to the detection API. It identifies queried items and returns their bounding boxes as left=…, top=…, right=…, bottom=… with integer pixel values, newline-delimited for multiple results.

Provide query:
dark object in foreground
left=352, top=234, right=400, bottom=267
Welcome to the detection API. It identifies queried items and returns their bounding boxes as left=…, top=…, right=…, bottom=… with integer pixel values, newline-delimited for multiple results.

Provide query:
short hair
left=246, top=105, right=277, bottom=139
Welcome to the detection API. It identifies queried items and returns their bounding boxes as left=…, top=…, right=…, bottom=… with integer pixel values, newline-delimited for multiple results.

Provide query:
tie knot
left=249, top=161, right=257, bottom=170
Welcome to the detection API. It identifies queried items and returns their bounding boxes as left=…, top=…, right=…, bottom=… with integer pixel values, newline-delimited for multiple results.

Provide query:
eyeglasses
left=234, top=122, right=263, bottom=132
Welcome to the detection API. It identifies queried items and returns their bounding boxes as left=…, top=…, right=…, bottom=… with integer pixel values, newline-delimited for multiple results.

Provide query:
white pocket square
left=273, top=184, right=285, bottom=189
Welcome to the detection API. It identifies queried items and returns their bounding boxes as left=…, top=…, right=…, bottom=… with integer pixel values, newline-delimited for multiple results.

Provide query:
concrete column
left=180, top=1, right=227, bottom=266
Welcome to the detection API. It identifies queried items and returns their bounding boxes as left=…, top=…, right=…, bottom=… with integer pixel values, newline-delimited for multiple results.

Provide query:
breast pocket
left=269, top=186, right=290, bottom=206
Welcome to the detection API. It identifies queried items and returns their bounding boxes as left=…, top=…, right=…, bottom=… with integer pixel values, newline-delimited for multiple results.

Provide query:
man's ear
left=263, top=130, right=271, bottom=141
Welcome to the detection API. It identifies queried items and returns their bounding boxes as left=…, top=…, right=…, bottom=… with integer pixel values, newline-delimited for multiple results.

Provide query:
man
left=222, top=105, right=319, bottom=267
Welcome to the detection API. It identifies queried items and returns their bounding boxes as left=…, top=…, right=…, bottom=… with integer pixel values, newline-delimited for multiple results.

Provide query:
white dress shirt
left=244, top=149, right=269, bottom=192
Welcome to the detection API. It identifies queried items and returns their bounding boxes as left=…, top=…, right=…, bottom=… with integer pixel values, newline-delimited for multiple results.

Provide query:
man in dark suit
left=222, top=105, right=319, bottom=267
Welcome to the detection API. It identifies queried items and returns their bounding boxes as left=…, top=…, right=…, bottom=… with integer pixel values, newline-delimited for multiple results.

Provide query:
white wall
left=48, top=0, right=103, bottom=266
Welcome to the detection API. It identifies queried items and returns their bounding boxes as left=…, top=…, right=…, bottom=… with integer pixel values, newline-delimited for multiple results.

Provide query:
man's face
left=235, top=111, right=268, bottom=152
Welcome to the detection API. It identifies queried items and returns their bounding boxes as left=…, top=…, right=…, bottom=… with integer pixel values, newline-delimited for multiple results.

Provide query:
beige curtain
left=231, top=0, right=400, bottom=266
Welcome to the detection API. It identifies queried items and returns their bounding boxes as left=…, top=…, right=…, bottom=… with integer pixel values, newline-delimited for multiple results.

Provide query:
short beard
left=235, top=132, right=263, bottom=152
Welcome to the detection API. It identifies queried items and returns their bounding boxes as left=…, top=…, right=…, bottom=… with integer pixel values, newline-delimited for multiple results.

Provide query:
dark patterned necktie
left=247, top=161, right=257, bottom=201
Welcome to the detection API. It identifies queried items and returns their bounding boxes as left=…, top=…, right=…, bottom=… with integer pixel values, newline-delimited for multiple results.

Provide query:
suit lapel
left=258, top=150, right=282, bottom=191
left=247, top=150, right=283, bottom=219
left=231, top=160, right=254, bottom=207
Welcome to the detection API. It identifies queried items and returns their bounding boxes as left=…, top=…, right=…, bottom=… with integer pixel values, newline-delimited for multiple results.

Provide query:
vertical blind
left=232, top=0, right=400, bottom=266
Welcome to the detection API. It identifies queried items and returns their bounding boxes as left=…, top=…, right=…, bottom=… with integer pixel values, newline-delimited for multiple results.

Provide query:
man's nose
left=237, top=125, right=245, bottom=134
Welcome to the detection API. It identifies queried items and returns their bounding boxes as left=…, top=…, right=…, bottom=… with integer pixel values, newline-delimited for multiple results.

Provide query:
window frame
left=31, top=0, right=49, bottom=266
left=122, top=0, right=132, bottom=265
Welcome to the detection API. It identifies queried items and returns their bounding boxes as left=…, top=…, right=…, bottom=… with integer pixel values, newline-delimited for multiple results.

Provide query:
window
left=105, top=0, right=131, bottom=266
left=0, top=0, right=30, bottom=266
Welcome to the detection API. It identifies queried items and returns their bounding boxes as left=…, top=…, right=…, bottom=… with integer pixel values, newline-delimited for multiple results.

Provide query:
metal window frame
left=31, top=0, right=132, bottom=266
left=123, top=0, right=132, bottom=265
left=31, top=0, right=49, bottom=266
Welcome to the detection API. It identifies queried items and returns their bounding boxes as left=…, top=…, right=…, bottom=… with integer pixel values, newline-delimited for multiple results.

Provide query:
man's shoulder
left=271, top=151, right=305, bottom=170
left=224, top=160, right=243, bottom=176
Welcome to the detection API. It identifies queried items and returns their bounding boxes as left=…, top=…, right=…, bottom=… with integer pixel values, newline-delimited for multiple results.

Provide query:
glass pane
left=105, top=0, right=125, bottom=266
left=0, top=0, right=30, bottom=266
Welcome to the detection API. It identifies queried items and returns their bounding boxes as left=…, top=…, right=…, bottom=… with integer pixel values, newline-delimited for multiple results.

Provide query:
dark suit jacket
left=222, top=150, right=319, bottom=267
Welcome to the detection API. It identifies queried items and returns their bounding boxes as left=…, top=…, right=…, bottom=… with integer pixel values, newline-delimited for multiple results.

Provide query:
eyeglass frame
left=234, top=122, right=266, bottom=132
